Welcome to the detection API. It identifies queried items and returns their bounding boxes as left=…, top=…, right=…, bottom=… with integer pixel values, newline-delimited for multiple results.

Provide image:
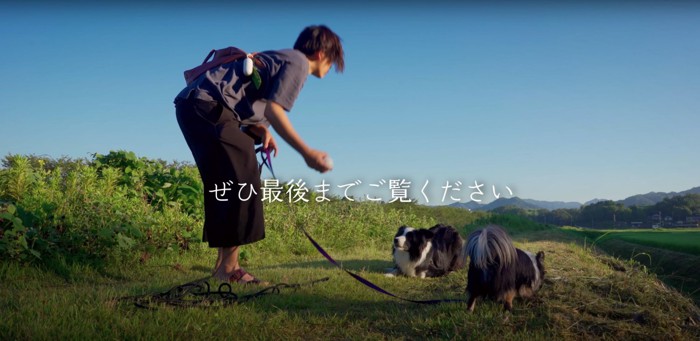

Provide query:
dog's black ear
left=422, top=229, right=434, bottom=240
left=536, top=251, right=545, bottom=262
left=396, top=225, right=408, bottom=236
left=430, top=223, right=453, bottom=231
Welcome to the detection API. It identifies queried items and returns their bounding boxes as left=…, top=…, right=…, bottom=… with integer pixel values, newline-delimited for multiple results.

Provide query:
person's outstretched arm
left=264, top=101, right=331, bottom=173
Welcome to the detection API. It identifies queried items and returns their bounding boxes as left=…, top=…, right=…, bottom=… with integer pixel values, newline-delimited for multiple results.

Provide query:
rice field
left=563, top=227, right=700, bottom=305
left=564, top=228, right=700, bottom=256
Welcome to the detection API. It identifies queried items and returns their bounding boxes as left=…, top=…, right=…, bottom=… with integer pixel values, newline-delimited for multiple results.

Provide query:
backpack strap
left=183, top=47, right=248, bottom=85
left=202, top=49, right=216, bottom=64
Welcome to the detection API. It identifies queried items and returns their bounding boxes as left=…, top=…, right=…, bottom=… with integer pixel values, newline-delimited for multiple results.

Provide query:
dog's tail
left=465, top=225, right=517, bottom=269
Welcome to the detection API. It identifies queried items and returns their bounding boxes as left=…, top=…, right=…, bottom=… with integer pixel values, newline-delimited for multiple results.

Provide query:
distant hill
left=584, top=198, right=607, bottom=206
left=620, top=186, right=700, bottom=207
left=448, top=186, right=700, bottom=212
left=620, top=192, right=673, bottom=207
left=449, top=201, right=483, bottom=211
left=522, top=199, right=581, bottom=210
left=481, top=197, right=542, bottom=211
left=449, top=197, right=575, bottom=211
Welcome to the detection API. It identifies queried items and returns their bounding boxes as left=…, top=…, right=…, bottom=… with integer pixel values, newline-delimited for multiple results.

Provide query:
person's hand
left=249, top=125, right=278, bottom=157
left=261, top=130, right=278, bottom=157
left=262, top=101, right=330, bottom=173
left=304, top=149, right=331, bottom=173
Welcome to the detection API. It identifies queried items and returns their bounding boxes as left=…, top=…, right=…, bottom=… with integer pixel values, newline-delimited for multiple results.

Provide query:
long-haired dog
left=465, top=225, right=545, bottom=312
left=385, top=224, right=465, bottom=278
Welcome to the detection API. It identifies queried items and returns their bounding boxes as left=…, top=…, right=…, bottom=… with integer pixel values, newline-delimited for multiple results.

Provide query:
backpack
left=183, top=47, right=254, bottom=85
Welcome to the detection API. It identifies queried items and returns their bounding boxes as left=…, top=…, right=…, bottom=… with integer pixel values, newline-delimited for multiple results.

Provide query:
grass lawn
left=2, top=229, right=699, bottom=340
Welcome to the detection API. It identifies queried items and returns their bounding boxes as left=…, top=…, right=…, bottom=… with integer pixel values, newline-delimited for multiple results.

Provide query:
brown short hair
left=293, top=25, right=345, bottom=73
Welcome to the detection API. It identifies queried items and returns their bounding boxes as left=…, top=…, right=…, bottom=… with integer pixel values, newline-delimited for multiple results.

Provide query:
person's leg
left=178, top=99, right=265, bottom=283
left=213, top=248, right=223, bottom=274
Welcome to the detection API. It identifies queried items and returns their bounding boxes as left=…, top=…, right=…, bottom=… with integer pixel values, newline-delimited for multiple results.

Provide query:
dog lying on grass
left=385, top=224, right=465, bottom=278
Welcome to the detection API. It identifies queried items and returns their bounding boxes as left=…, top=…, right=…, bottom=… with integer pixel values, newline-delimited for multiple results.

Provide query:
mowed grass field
left=3, top=227, right=700, bottom=340
left=563, top=227, right=700, bottom=305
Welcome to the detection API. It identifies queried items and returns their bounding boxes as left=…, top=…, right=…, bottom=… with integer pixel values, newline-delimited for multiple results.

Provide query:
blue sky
left=1, top=2, right=698, bottom=205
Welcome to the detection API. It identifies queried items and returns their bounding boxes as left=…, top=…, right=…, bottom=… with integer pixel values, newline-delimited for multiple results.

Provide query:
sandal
left=229, top=268, right=269, bottom=286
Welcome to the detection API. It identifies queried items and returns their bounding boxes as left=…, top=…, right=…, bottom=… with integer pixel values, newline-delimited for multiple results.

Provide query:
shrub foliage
left=0, top=152, right=202, bottom=264
left=0, top=151, right=485, bottom=265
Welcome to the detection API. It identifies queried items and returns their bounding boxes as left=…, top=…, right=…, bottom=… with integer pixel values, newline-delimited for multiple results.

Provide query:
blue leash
left=256, top=147, right=276, bottom=179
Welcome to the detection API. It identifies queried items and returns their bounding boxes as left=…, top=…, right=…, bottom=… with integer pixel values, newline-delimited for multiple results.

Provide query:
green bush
left=0, top=153, right=201, bottom=265
left=0, top=152, right=488, bottom=267
left=92, top=150, right=203, bottom=217
left=0, top=202, right=41, bottom=261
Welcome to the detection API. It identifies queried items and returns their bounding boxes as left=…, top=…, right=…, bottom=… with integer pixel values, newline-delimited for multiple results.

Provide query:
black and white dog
left=385, top=224, right=465, bottom=278
left=465, top=225, right=545, bottom=312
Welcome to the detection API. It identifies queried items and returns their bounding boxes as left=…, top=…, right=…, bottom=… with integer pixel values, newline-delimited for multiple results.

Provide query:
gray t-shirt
left=176, top=48, right=309, bottom=126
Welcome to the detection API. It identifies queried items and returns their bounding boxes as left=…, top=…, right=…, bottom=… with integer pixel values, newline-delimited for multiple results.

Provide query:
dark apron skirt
left=175, top=97, right=264, bottom=247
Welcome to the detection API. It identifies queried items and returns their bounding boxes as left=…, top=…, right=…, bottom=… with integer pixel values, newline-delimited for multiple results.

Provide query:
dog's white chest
left=393, top=243, right=432, bottom=278
left=393, top=249, right=416, bottom=277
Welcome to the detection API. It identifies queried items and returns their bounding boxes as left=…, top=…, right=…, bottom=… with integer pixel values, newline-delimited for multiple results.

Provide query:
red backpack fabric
left=183, top=47, right=248, bottom=85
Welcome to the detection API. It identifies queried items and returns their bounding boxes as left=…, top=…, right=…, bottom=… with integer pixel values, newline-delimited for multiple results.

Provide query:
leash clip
left=256, top=147, right=276, bottom=179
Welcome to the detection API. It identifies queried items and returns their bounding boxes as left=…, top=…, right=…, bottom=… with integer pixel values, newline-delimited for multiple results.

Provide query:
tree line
left=491, top=194, right=700, bottom=228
